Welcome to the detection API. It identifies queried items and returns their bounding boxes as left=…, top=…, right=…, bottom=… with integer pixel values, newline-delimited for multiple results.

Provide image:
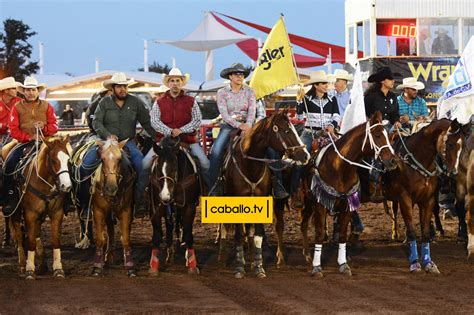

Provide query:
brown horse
left=221, top=110, right=310, bottom=278
left=90, top=139, right=137, bottom=277
left=148, top=136, right=201, bottom=275
left=7, top=136, right=72, bottom=279
left=300, top=112, right=396, bottom=277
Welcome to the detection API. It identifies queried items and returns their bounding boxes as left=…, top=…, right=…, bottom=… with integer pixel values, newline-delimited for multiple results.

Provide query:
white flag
left=438, top=36, right=474, bottom=124
left=341, top=63, right=366, bottom=133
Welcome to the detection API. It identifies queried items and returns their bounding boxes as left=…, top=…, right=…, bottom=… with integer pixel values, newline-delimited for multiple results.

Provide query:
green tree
left=0, top=19, right=39, bottom=81
left=138, top=61, right=171, bottom=74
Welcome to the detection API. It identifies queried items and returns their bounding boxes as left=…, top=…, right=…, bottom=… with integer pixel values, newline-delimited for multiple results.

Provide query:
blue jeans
left=209, top=124, right=235, bottom=188
left=290, top=129, right=313, bottom=193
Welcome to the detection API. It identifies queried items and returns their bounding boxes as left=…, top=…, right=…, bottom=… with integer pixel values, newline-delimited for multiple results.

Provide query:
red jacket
left=156, top=91, right=197, bottom=144
left=0, top=96, right=22, bottom=134
left=10, top=100, right=58, bottom=143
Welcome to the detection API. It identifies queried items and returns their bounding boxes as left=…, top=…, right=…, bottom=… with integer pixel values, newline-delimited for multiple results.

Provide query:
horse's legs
left=418, top=198, right=440, bottom=274
left=337, top=209, right=353, bottom=276
left=119, top=207, right=136, bottom=277
left=50, top=210, right=65, bottom=278
left=149, top=210, right=163, bottom=275
left=432, top=198, right=444, bottom=237
left=234, top=224, right=246, bottom=279
left=164, top=208, right=175, bottom=265
left=467, top=188, right=474, bottom=258
left=300, top=197, right=313, bottom=266
left=105, top=214, right=115, bottom=266
left=182, top=205, right=199, bottom=274
left=398, top=197, right=421, bottom=272
left=389, top=201, right=400, bottom=241
left=92, top=207, right=106, bottom=276
left=34, top=219, right=47, bottom=275
left=311, top=204, right=326, bottom=277
left=253, top=224, right=266, bottom=278
left=10, top=218, right=25, bottom=276
left=24, top=211, right=39, bottom=280
left=274, top=200, right=286, bottom=268
left=2, top=217, right=11, bottom=248
left=217, top=224, right=228, bottom=266
left=456, top=199, right=468, bottom=243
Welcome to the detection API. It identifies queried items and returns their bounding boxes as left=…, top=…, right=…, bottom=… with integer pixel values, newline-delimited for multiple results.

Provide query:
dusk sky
left=0, top=0, right=346, bottom=81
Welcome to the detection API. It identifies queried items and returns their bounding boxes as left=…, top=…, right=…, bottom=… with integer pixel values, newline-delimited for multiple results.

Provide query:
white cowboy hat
left=102, top=72, right=135, bottom=90
left=303, top=70, right=329, bottom=86
left=333, top=69, right=353, bottom=81
left=0, top=77, right=21, bottom=91
left=396, top=77, right=425, bottom=90
left=162, top=68, right=190, bottom=86
left=18, top=76, right=47, bottom=93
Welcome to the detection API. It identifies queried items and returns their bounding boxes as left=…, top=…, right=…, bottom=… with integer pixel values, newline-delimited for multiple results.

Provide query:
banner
left=249, top=16, right=298, bottom=100
left=341, top=62, right=366, bottom=133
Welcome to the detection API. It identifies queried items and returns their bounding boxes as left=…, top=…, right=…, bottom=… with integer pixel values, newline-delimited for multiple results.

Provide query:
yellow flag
left=249, top=16, right=298, bottom=100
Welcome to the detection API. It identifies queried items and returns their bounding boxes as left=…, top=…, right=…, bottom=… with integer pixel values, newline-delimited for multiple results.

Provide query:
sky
left=0, top=0, right=346, bottom=81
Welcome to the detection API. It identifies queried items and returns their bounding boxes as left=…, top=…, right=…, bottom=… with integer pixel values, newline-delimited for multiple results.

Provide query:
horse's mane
left=241, top=112, right=287, bottom=153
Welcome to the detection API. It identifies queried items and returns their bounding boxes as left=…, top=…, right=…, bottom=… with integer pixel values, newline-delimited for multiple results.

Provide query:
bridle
left=361, top=121, right=394, bottom=160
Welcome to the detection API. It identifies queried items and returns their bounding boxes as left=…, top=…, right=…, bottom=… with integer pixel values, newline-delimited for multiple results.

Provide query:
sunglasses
left=230, top=72, right=245, bottom=77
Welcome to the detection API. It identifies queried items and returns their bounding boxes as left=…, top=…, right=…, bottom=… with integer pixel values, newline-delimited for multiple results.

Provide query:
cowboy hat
left=435, top=28, right=449, bottom=35
left=102, top=72, right=135, bottom=90
left=18, top=76, right=47, bottom=93
left=303, top=70, right=329, bottom=85
left=155, top=85, right=170, bottom=94
left=396, top=77, right=425, bottom=90
left=220, top=63, right=250, bottom=79
left=162, top=68, right=190, bottom=86
left=367, top=67, right=395, bottom=83
left=0, top=77, right=21, bottom=91
left=333, top=69, right=353, bottom=81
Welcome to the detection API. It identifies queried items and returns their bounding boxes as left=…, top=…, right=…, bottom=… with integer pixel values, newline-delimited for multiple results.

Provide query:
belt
left=304, top=127, right=323, bottom=131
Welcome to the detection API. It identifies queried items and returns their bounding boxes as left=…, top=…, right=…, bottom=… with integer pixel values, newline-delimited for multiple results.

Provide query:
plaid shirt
left=216, top=85, right=256, bottom=128
left=397, top=94, right=429, bottom=120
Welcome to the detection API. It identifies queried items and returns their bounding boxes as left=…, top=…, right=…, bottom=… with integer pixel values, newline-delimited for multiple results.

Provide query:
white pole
left=205, top=50, right=214, bottom=81
left=144, top=39, right=149, bottom=72
left=39, top=42, right=44, bottom=75
left=95, top=58, right=100, bottom=73
left=326, top=48, right=332, bottom=74
left=172, top=57, right=176, bottom=68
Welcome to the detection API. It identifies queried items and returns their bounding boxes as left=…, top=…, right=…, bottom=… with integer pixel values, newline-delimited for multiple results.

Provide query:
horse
left=220, top=110, right=310, bottom=278
left=7, top=136, right=72, bottom=279
left=89, top=139, right=137, bottom=277
left=300, top=111, right=397, bottom=277
left=148, top=136, right=201, bottom=275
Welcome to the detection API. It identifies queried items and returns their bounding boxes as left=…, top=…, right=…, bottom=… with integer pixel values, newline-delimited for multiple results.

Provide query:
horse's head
left=363, top=111, right=397, bottom=170
left=437, top=119, right=471, bottom=175
left=151, top=136, right=180, bottom=203
left=96, top=139, right=127, bottom=197
left=265, top=110, right=310, bottom=166
left=43, top=135, right=72, bottom=192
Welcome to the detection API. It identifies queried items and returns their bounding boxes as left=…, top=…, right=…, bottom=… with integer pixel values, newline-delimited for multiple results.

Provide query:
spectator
left=431, top=28, right=455, bottom=55
left=60, top=104, right=75, bottom=126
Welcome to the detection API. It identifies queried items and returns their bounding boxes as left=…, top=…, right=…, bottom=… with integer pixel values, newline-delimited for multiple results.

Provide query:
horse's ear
left=43, top=137, right=52, bottom=148
left=63, top=134, right=70, bottom=144
left=461, top=122, right=472, bottom=136
left=95, top=140, right=104, bottom=148
left=450, top=118, right=460, bottom=133
left=153, top=142, right=163, bottom=156
left=118, top=139, right=128, bottom=149
left=370, top=111, right=382, bottom=123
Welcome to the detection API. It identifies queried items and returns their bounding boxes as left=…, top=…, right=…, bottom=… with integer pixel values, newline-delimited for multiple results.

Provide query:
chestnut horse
left=221, top=110, right=310, bottom=278
left=148, top=136, right=201, bottom=275
left=90, top=139, right=137, bottom=277
left=300, top=112, right=396, bottom=277
left=7, top=136, right=72, bottom=279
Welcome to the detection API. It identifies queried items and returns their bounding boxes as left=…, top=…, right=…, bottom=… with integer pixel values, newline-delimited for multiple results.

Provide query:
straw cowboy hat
left=18, top=76, right=47, bottom=93
left=333, top=69, right=353, bottom=81
left=162, top=68, right=190, bottom=86
left=367, top=66, right=395, bottom=83
left=220, top=63, right=250, bottom=79
left=304, top=70, right=330, bottom=85
left=102, top=72, right=135, bottom=90
left=0, top=77, right=21, bottom=91
left=396, top=77, right=425, bottom=90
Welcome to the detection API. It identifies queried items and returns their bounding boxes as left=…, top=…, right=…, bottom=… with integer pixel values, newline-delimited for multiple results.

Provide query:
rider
left=208, top=63, right=256, bottom=195
left=1, top=76, right=58, bottom=216
left=0, top=77, right=22, bottom=145
left=141, top=68, right=210, bottom=190
left=291, top=70, right=340, bottom=207
left=85, top=87, right=112, bottom=134
left=79, top=72, right=157, bottom=213
left=396, top=77, right=429, bottom=130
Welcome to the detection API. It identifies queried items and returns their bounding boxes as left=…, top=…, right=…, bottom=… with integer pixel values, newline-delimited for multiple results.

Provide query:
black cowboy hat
left=220, top=63, right=250, bottom=79
left=367, top=66, right=395, bottom=83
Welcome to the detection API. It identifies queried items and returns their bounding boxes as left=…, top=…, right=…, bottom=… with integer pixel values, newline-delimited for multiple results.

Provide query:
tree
left=138, top=61, right=171, bottom=74
left=0, top=19, right=39, bottom=81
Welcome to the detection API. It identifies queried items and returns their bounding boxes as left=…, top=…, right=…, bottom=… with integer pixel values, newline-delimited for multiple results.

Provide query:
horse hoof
left=234, top=267, right=245, bottom=279
left=91, top=267, right=103, bottom=277
left=310, top=266, right=323, bottom=278
left=424, top=262, right=440, bottom=274
left=255, top=266, right=266, bottom=278
left=409, top=262, right=422, bottom=273
left=25, top=270, right=36, bottom=280
left=188, top=267, right=200, bottom=275
left=339, top=263, right=352, bottom=276
left=127, top=269, right=137, bottom=278
left=53, top=269, right=65, bottom=279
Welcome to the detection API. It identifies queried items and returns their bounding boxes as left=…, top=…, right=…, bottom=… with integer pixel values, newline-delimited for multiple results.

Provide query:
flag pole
left=280, top=14, right=299, bottom=82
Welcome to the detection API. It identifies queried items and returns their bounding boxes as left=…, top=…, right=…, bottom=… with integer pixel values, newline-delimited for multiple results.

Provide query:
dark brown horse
left=221, top=110, right=310, bottom=278
left=8, top=136, right=72, bottom=279
left=300, top=112, right=396, bottom=277
left=90, top=139, right=137, bottom=277
left=148, top=136, right=201, bottom=275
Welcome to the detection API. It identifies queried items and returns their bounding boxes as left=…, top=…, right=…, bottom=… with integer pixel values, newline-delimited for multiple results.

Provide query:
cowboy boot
left=272, top=176, right=289, bottom=199
left=2, top=189, right=19, bottom=217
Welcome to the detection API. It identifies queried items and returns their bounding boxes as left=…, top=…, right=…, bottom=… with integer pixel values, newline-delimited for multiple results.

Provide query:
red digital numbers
left=391, top=24, right=416, bottom=37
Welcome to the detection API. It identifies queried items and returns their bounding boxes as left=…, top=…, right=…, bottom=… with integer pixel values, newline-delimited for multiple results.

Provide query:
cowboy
left=396, top=77, right=429, bottom=129
left=208, top=63, right=256, bottom=195
left=431, top=28, right=455, bottom=55
left=1, top=76, right=58, bottom=216
left=0, top=77, right=22, bottom=145
left=142, top=68, right=210, bottom=190
left=80, top=72, right=157, bottom=213
left=332, top=69, right=353, bottom=118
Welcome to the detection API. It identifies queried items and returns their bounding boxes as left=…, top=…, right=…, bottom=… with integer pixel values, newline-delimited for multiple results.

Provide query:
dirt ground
left=0, top=202, right=473, bottom=314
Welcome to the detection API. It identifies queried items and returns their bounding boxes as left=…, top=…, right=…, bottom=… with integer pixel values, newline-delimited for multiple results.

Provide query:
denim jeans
left=209, top=124, right=235, bottom=188
left=290, top=129, right=314, bottom=193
